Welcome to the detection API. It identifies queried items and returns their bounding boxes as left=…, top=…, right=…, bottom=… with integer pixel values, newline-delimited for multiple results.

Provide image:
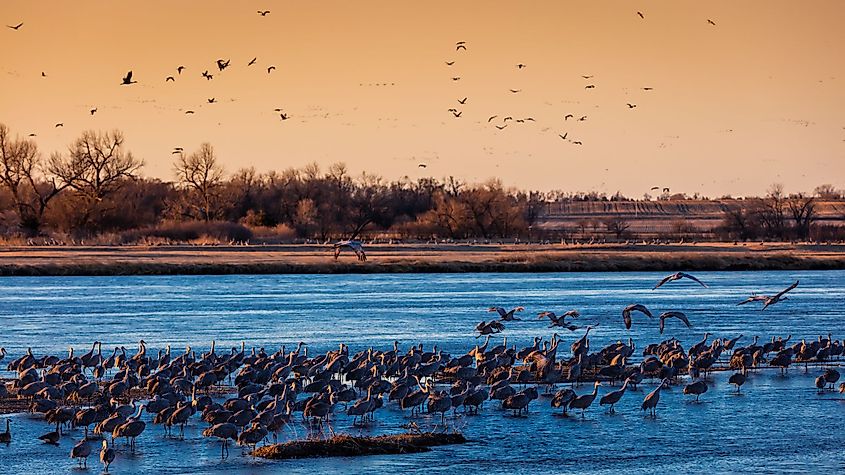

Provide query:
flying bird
left=202, top=70, right=213, bottom=80
left=578, top=116, right=587, bottom=121
left=41, top=72, right=47, bottom=77
left=55, top=123, right=63, bottom=127
left=761, top=280, right=799, bottom=310
left=207, top=98, right=216, bottom=103
left=177, top=66, right=185, bottom=74
left=653, top=272, right=708, bottom=290
left=627, top=103, right=637, bottom=108
left=279, top=113, right=289, bottom=120
left=216, top=59, right=231, bottom=71
left=571, top=141, right=582, bottom=145
left=120, top=71, right=137, bottom=85
left=7, top=23, right=23, bottom=30
left=456, top=41, right=466, bottom=51
left=165, top=76, right=175, bottom=82
left=445, top=61, right=455, bottom=66
left=185, top=110, right=195, bottom=114
left=418, top=163, right=427, bottom=168
left=495, top=125, right=507, bottom=130
left=90, top=108, right=97, bottom=115
left=451, top=77, right=461, bottom=81
left=458, top=97, right=467, bottom=104
left=503, top=117, right=513, bottom=122
left=258, top=10, right=270, bottom=16
left=707, top=19, right=716, bottom=26
left=509, top=89, right=521, bottom=93
left=622, top=304, right=653, bottom=330
left=582, top=75, right=593, bottom=79
left=267, top=66, right=276, bottom=74
left=517, top=63, right=526, bottom=69
left=642, top=87, right=653, bottom=90
left=559, top=133, right=568, bottom=140
left=659, top=311, right=692, bottom=334
left=248, top=57, right=257, bottom=66
left=650, top=186, right=660, bottom=190
left=488, top=115, right=498, bottom=122
left=585, top=85, right=595, bottom=89
left=564, top=114, right=574, bottom=120
left=637, top=11, right=644, bottom=19
left=451, top=111, right=462, bottom=118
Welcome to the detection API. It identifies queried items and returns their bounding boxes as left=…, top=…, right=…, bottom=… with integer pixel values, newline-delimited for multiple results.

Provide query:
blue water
left=1, top=271, right=844, bottom=474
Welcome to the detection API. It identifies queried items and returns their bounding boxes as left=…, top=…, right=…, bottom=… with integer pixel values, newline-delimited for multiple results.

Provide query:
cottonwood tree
left=787, top=193, right=816, bottom=240
left=0, top=123, right=66, bottom=234
left=173, top=143, right=224, bottom=221
left=48, top=130, right=143, bottom=227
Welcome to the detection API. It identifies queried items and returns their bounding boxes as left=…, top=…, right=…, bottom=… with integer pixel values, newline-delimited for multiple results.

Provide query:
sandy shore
left=0, top=242, right=843, bottom=276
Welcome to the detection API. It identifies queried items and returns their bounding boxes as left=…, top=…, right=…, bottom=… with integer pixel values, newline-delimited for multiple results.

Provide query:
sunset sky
left=1, top=0, right=843, bottom=197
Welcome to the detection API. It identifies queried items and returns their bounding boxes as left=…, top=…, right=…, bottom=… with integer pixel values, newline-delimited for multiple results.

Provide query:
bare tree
left=787, top=193, right=816, bottom=240
left=0, top=123, right=66, bottom=234
left=757, top=183, right=786, bottom=239
left=604, top=216, right=631, bottom=239
left=173, top=143, right=224, bottom=221
left=814, top=184, right=841, bottom=199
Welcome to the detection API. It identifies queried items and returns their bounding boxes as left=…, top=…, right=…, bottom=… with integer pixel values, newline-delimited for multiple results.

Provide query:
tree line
left=0, top=124, right=842, bottom=243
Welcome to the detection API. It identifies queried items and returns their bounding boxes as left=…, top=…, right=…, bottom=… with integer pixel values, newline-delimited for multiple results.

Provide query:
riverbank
left=1, top=242, right=844, bottom=276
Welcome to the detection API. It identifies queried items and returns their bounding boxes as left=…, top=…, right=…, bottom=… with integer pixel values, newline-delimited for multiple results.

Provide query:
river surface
left=1, top=271, right=844, bottom=474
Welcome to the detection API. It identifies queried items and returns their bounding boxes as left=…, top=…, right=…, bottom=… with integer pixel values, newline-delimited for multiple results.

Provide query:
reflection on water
left=1, top=271, right=844, bottom=473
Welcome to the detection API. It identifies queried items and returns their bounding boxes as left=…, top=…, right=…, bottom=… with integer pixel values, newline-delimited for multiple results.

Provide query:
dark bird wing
left=773, top=280, right=799, bottom=300
left=679, top=272, right=708, bottom=288
left=653, top=275, right=674, bottom=290
left=488, top=115, right=497, bottom=122
left=622, top=309, right=632, bottom=330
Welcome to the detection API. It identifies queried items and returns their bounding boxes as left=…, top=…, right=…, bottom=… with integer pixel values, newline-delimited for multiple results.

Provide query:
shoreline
left=1, top=243, right=844, bottom=276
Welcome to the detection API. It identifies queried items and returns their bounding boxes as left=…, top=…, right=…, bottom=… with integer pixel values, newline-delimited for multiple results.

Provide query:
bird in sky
left=496, top=125, right=507, bottom=130
left=707, top=19, right=716, bottom=26
left=28, top=133, right=36, bottom=137
left=165, top=76, right=175, bottom=82
left=653, top=272, right=708, bottom=290
left=445, top=61, right=455, bottom=66
left=637, top=11, right=645, bottom=19
left=279, top=113, right=289, bottom=120
left=578, top=116, right=587, bottom=121
left=202, top=70, right=213, bottom=80
left=582, top=75, right=593, bottom=79
left=258, top=10, right=270, bottom=16
left=585, top=84, right=595, bottom=89
left=458, top=97, right=467, bottom=104
left=452, top=111, right=462, bottom=118
left=207, top=98, right=216, bottom=103
left=177, top=66, right=185, bottom=74
left=418, top=163, right=427, bottom=168
left=559, top=133, right=568, bottom=140
left=90, top=108, right=97, bottom=115
left=627, top=103, right=637, bottom=108
left=216, top=59, right=231, bottom=71
left=503, top=116, right=513, bottom=122
left=267, top=66, right=276, bottom=74
left=185, top=110, right=195, bottom=114
left=642, top=87, right=653, bottom=90
left=509, top=89, right=521, bottom=93
left=487, top=115, right=498, bottom=122
left=456, top=41, right=467, bottom=51
left=650, top=186, right=660, bottom=191
left=451, top=77, right=461, bottom=81
left=248, top=57, right=257, bottom=66
left=517, top=63, right=526, bottom=69
left=120, top=71, right=136, bottom=85
left=564, top=114, right=574, bottom=120
left=7, top=23, right=23, bottom=30
left=572, top=141, right=583, bottom=145
left=55, top=123, right=63, bottom=127
left=41, top=72, right=46, bottom=77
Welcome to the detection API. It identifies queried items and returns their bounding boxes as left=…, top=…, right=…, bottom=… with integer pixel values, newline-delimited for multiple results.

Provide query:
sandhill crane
left=641, top=379, right=670, bottom=417
left=762, top=280, right=799, bottom=310
left=203, top=422, right=238, bottom=459
left=100, top=440, right=115, bottom=473
left=347, top=387, right=375, bottom=425
left=113, top=404, right=146, bottom=452
left=728, top=373, right=746, bottom=393
left=683, top=380, right=708, bottom=402
left=599, top=378, right=629, bottom=413
left=489, top=306, right=525, bottom=321
left=71, top=429, right=92, bottom=468
left=622, top=304, right=653, bottom=329
left=333, top=240, right=366, bottom=261
left=0, top=419, right=10, bottom=443
left=551, top=388, right=576, bottom=416
left=653, top=272, right=708, bottom=290
left=569, top=381, right=600, bottom=417
left=38, top=430, right=60, bottom=445
left=659, top=312, right=692, bottom=334
left=238, top=422, right=268, bottom=452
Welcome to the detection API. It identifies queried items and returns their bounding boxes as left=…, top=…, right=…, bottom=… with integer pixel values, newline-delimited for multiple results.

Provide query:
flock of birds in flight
left=6, top=9, right=720, bottom=169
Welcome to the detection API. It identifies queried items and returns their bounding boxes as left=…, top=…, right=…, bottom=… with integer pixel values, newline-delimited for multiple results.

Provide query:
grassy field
left=1, top=242, right=843, bottom=276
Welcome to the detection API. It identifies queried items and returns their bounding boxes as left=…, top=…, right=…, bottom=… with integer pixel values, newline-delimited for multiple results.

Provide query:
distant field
left=535, top=199, right=845, bottom=236
left=1, top=242, right=843, bottom=275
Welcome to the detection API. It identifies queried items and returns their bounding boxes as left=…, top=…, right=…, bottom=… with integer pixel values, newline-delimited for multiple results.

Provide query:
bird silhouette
left=41, top=72, right=47, bottom=77
left=216, top=59, right=230, bottom=71
left=517, top=63, right=526, bottom=69
left=582, top=75, right=593, bottom=79
left=559, top=133, right=568, bottom=140
left=578, top=116, right=587, bottom=121
left=418, top=163, right=427, bottom=168
left=509, top=89, right=521, bottom=93
left=456, top=41, right=466, bottom=51
left=627, top=103, right=637, bottom=109
left=279, top=113, right=289, bottom=120
left=445, top=61, right=455, bottom=66
left=267, top=66, right=276, bottom=74
left=165, top=76, right=175, bottom=82
left=637, top=12, right=644, bottom=19
left=247, top=57, right=257, bottom=66
left=7, top=23, right=23, bottom=30
left=496, top=125, right=507, bottom=130
left=452, top=111, right=462, bottom=118
left=707, top=19, right=716, bottom=26
left=177, top=66, right=185, bottom=74
left=90, top=108, right=97, bottom=115
left=572, top=141, right=582, bottom=145
left=202, top=70, right=213, bottom=80
left=458, top=97, right=467, bottom=104
left=487, top=115, right=498, bottom=122
left=564, top=114, right=574, bottom=120
left=121, top=71, right=137, bottom=85
left=258, top=10, right=270, bottom=16
left=207, top=98, right=216, bottom=103
left=585, top=85, right=595, bottom=89
left=451, top=77, right=461, bottom=81
left=28, top=133, right=36, bottom=137
left=185, top=110, right=195, bottom=114
left=642, top=87, right=653, bottom=90
left=503, top=116, right=513, bottom=122
left=55, top=123, right=63, bottom=127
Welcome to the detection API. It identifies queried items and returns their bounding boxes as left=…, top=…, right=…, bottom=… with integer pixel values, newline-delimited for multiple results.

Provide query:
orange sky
left=1, top=0, right=843, bottom=197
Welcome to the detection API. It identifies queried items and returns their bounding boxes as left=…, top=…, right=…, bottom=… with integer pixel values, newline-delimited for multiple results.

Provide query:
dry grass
left=0, top=243, right=843, bottom=276
left=251, top=432, right=467, bottom=460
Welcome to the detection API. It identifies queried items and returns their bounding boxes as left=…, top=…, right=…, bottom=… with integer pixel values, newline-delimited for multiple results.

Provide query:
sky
left=1, top=0, right=843, bottom=197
